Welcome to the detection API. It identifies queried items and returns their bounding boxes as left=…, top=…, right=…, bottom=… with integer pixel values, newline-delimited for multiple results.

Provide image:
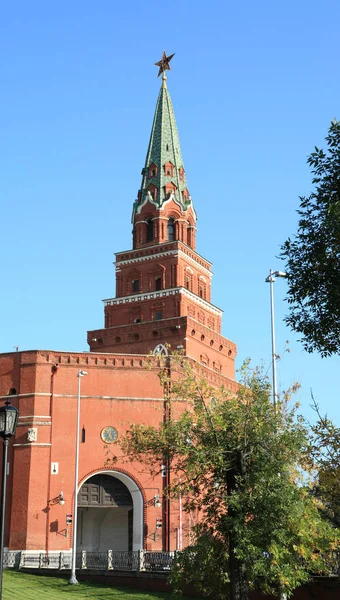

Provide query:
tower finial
left=155, top=51, right=175, bottom=78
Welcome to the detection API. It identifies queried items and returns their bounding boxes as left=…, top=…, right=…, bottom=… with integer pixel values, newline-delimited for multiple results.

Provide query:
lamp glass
left=0, top=405, right=19, bottom=438
left=0, top=412, right=5, bottom=433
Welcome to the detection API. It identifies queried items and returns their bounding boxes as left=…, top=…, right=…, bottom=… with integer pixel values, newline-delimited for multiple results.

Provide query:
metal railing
left=142, top=551, right=175, bottom=571
left=16, top=550, right=176, bottom=572
left=9, top=549, right=340, bottom=577
left=3, top=552, right=20, bottom=569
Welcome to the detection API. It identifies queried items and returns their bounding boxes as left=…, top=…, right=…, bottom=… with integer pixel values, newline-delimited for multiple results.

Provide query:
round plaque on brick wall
left=101, top=426, right=118, bottom=443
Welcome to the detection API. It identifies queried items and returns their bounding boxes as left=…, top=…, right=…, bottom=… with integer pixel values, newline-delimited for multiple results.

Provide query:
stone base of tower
left=0, top=348, right=237, bottom=557
left=88, top=314, right=237, bottom=382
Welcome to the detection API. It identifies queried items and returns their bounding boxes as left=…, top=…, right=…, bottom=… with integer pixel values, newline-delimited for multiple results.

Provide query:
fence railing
left=3, top=552, right=20, bottom=569
left=15, top=550, right=176, bottom=572
left=7, top=549, right=340, bottom=577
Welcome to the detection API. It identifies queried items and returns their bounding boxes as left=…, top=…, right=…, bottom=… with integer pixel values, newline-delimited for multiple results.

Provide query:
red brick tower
left=0, top=54, right=238, bottom=558
left=88, top=58, right=236, bottom=383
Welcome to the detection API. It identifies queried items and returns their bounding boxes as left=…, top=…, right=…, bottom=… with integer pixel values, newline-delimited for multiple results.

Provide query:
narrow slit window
left=146, top=219, right=153, bottom=242
left=168, top=218, right=175, bottom=241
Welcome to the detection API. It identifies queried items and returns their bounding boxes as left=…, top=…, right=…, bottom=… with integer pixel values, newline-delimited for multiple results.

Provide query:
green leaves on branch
left=121, top=358, right=339, bottom=599
left=308, top=396, right=340, bottom=524
left=280, top=119, right=340, bottom=356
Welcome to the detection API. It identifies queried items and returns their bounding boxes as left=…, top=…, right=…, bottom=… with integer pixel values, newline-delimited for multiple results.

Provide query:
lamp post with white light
left=0, top=399, right=19, bottom=599
left=265, top=271, right=288, bottom=600
left=265, top=270, right=287, bottom=410
left=68, top=370, right=87, bottom=586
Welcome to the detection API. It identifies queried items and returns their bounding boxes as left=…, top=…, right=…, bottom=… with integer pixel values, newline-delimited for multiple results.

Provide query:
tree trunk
left=227, top=453, right=249, bottom=600
left=229, top=536, right=249, bottom=600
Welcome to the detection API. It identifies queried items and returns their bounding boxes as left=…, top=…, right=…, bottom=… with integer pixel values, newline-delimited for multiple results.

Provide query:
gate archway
left=77, top=472, right=143, bottom=551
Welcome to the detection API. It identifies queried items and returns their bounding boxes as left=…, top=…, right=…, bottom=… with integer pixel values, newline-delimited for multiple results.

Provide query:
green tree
left=308, top=395, right=340, bottom=524
left=121, top=359, right=338, bottom=600
left=280, top=119, right=340, bottom=356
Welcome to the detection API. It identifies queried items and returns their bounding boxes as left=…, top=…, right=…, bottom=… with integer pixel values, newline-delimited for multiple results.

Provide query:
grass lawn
left=3, top=570, right=199, bottom=600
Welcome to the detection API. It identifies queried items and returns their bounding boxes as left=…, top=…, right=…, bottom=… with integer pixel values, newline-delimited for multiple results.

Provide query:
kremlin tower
left=0, top=54, right=237, bottom=559
left=88, top=52, right=236, bottom=383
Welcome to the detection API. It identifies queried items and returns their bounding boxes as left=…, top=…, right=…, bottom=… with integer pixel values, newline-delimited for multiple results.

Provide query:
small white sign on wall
left=51, top=462, right=59, bottom=475
left=27, top=428, right=37, bottom=442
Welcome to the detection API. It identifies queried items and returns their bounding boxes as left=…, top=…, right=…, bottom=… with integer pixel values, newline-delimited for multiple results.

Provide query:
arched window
left=198, top=277, right=207, bottom=299
left=155, top=277, right=162, bottom=291
left=168, top=218, right=175, bottom=241
left=187, top=224, right=192, bottom=248
left=146, top=219, right=153, bottom=242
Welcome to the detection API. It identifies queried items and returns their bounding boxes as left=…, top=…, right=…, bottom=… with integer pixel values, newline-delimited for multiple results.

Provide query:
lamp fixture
left=265, top=269, right=288, bottom=409
left=48, top=491, right=65, bottom=506
left=144, top=488, right=162, bottom=508
left=69, top=369, right=88, bottom=585
left=0, top=399, right=19, bottom=440
left=265, top=270, right=287, bottom=283
left=0, top=398, right=19, bottom=599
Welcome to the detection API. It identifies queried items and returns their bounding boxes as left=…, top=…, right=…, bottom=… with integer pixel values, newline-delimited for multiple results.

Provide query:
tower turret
left=132, top=54, right=196, bottom=250
left=88, top=54, right=236, bottom=385
left=134, top=73, right=192, bottom=212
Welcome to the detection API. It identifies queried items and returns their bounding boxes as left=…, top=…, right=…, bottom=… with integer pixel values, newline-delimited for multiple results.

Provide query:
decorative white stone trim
left=160, top=192, right=188, bottom=212
left=115, top=249, right=178, bottom=267
left=13, top=443, right=52, bottom=447
left=78, top=470, right=144, bottom=551
left=133, top=194, right=159, bottom=217
left=17, top=421, right=51, bottom=427
left=0, top=393, right=51, bottom=400
left=103, top=287, right=180, bottom=305
left=27, top=428, right=37, bottom=442
left=103, top=287, right=222, bottom=317
left=52, top=394, right=165, bottom=402
left=18, top=414, right=51, bottom=418
left=179, top=249, right=212, bottom=275
left=115, top=247, right=212, bottom=275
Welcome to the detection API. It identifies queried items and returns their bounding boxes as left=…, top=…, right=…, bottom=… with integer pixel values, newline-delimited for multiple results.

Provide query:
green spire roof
left=134, top=75, right=192, bottom=213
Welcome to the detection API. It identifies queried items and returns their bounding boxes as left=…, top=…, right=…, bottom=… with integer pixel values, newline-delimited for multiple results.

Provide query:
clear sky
left=2, top=1, right=339, bottom=424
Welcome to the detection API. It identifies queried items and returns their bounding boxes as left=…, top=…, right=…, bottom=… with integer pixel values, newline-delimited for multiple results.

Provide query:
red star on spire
left=154, top=51, right=175, bottom=77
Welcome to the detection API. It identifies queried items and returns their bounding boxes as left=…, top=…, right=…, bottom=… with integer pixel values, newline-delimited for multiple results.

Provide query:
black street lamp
left=0, top=399, right=19, bottom=599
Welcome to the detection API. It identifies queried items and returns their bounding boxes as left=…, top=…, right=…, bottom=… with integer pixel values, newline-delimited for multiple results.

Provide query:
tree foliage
left=121, top=359, right=338, bottom=600
left=280, top=119, right=340, bottom=356
left=308, top=396, right=340, bottom=524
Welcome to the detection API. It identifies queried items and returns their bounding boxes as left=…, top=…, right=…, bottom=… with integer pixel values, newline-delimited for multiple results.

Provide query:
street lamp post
left=265, top=270, right=287, bottom=410
left=265, top=271, right=288, bottom=600
left=0, top=399, right=19, bottom=599
left=68, top=370, right=87, bottom=585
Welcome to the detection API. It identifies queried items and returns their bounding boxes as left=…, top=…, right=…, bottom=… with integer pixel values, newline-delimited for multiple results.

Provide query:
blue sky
left=2, top=1, right=339, bottom=424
